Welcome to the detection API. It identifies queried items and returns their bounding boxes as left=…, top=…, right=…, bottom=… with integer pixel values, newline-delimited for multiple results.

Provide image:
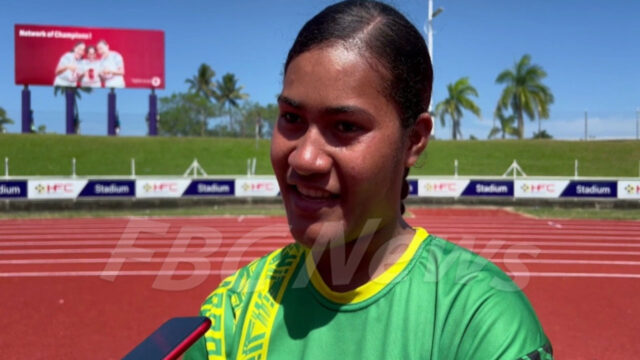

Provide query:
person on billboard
left=97, top=39, right=125, bottom=88
left=184, top=1, right=552, bottom=360
left=53, top=41, right=85, bottom=87
left=78, top=45, right=103, bottom=88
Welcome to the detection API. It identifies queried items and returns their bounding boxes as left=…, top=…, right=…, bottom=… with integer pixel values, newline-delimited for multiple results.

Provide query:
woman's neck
left=312, top=218, right=415, bottom=293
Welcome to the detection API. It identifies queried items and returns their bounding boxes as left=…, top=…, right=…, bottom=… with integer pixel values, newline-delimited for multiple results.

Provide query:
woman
left=186, top=1, right=552, bottom=359
left=79, top=45, right=103, bottom=88
left=53, top=41, right=85, bottom=87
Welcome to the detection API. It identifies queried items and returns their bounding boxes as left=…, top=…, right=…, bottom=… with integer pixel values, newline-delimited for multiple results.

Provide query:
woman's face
left=73, top=44, right=86, bottom=59
left=271, top=45, right=411, bottom=249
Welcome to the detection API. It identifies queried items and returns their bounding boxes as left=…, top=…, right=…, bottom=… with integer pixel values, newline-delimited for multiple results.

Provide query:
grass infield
left=1, top=134, right=639, bottom=177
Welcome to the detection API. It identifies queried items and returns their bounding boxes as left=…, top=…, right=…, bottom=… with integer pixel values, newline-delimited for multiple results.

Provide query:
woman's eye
left=280, top=112, right=301, bottom=125
left=335, top=121, right=360, bottom=133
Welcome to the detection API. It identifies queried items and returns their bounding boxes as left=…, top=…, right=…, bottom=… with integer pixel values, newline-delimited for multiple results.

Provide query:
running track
left=1, top=208, right=639, bottom=359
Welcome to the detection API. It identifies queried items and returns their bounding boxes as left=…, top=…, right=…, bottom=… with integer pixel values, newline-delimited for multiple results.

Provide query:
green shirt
left=185, top=228, right=552, bottom=360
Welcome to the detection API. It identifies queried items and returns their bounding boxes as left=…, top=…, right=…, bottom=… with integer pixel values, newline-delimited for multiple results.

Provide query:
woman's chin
left=288, top=220, right=347, bottom=251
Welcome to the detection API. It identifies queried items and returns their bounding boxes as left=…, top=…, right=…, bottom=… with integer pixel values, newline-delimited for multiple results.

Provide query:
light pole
left=584, top=110, right=588, bottom=141
left=425, top=0, right=443, bottom=134
left=636, top=108, right=640, bottom=140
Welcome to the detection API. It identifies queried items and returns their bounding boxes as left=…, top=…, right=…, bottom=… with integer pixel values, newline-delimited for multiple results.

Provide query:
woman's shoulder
left=419, top=233, right=519, bottom=292
left=199, top=242, right=305, bottom=310
left=416, top=233, right=550, bottom=358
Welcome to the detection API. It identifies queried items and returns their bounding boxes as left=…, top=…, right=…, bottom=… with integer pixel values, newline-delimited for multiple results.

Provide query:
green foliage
left=1, top=135, right=638, bottom=178
left=158, top=92, right=220, bottom=137
left=237, top=102, right=279, bottom=138
left=216, top=73, right=249, bottom=131
left=434, top=77, right=481, bottom=140
left=0, top=107, right=14, bottom=133
left=488, top=111, right=518, bottom=139
left=532, top=130, right=553, bottom=139
left=185, top=63, right=218, bottom=101
left=495, top=54, right=554, bottom=139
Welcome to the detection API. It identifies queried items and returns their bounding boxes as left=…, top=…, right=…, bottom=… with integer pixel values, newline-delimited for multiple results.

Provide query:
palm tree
left=185, top=63, right=218, bottom=101
left=434, top=77, right=481, bottom=140
left=0, top=107, right=14, bottom=133
left=495, top=54, right=554, bottom=139
left=185, top=64, right=219, bottom=136
left=488, top=111, right=518, bottom=139
left=216, top=73, right=248, bottom=132
left=54, top=86, right=92, bottom=134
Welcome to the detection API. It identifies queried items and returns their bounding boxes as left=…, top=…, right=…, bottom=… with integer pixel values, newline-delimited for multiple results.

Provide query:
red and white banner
left=15, top=24, right=164, bottom=89
left=618, top=181, right=640, bottom=199
left=235, top=178, right=280, bottom=197
left=514, top=180, right=569, bottom=198
left=136, top=179, right=190, bottom=198
left=418, top=179, right=469, bottom=197
left=28, top=179, right=87, bottom=199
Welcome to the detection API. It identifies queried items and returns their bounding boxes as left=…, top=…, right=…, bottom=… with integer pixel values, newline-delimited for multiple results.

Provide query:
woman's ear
left=405, top=112, right=432, bottom=167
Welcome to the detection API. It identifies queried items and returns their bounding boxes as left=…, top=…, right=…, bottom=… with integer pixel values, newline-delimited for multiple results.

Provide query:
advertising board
left=15, top=24, right=164, bottom=89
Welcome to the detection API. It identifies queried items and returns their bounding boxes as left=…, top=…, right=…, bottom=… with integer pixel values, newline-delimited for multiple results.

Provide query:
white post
left=72, top=158, right=76, bottom=178
left=131, top=158, right=136, bottom=178
left=4, top=157, right=8, bottom=178
left=454, top=159, right=458, bottom=177
left=252, top=157, right=257, bottom=176
left=574, top=159, right=578, bottom=179
left=247, top=158, right=251, bottom=177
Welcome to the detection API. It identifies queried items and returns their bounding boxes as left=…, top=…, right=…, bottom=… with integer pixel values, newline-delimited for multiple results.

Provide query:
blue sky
left=1, top=0, right=639, bottom=139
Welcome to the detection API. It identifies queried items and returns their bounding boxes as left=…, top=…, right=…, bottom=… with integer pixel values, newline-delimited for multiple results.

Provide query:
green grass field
left=0, top=134, right=638, bottom=177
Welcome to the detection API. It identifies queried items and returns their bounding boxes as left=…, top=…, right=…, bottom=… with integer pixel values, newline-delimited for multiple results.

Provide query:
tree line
left=158, top=63, right=277, bottom=138
left=435, top=54, right=554, bottom=140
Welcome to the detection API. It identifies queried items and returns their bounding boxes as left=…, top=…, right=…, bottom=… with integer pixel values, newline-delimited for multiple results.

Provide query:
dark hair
left=73, top=41, right=85, bottom=50
left=284, top=0, right=432, bottom=214
left=87, top=45, right=96, bottom=53
left=284, top=0, right=433, bottom=129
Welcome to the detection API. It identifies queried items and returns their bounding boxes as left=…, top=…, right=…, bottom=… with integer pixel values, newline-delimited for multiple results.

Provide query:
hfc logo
left=143, top=183, right=178, bottom=193
left=521, top=183, right=555, bottom=193
left=242, top=182, right=276, bottom=192
left=35, top=183, right=74, bottom=194
left=625, top=184, right=640, bottom=195
left=424, top=183, right=457, bottom=192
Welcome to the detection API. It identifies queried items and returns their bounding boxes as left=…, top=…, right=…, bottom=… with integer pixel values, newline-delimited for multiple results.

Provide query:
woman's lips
left=288, top=184, right=339, bottom=212
left=296, top=184, right=335, bottom=199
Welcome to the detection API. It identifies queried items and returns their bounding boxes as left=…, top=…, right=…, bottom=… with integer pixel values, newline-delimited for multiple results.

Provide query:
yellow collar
left=304, top=227, right=429, bottom=305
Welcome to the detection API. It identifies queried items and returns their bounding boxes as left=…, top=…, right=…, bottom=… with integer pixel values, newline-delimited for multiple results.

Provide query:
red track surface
left=1, top=208, right=639, bottom=359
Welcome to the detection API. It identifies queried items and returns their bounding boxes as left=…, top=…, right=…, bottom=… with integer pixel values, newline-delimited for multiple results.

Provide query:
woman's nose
left=288, top=127, right=332, bottom=176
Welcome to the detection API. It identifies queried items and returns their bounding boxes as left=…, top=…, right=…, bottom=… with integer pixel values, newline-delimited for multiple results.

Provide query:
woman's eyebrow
left=323, top=105, right=373, bottom=119
left=277, top=95, right=303, bottom=109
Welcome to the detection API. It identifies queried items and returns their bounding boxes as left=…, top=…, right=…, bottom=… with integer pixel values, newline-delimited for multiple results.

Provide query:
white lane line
left=0, top=247, right=280, bottom=255
left=3, top=232, right=639, bottom=243
left=0, top=270, right=227, bottom=277
left=0, top=257, right=254, bottom=264
left=3, top=247, right=640, bottom=256
left=0, top=239, right=292, bottom=247
left=3, top=258, right=640, bottom=267
left=508, top=272, right=640, bottom=279
left=455, top=241, right=640, bottom=248
left=2, top=270, right=639, bottom=278
left=3, top=239, right=640, bottom=249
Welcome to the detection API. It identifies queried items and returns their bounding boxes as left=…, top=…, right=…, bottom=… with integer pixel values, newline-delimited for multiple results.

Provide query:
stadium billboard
left=15, top=24, right=164, bottom=89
